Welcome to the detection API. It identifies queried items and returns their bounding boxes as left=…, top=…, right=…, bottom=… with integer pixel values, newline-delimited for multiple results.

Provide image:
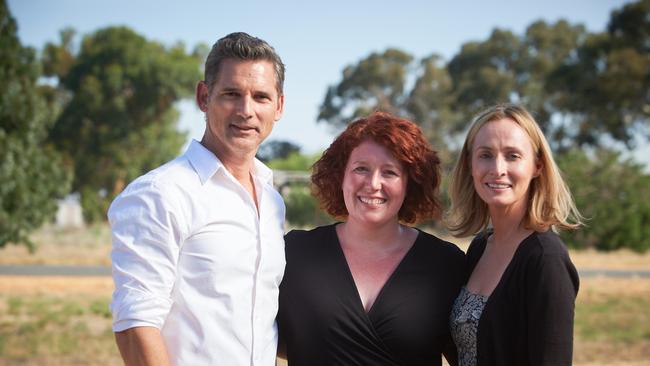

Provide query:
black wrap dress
left=278, top=224, right=465, bottom=366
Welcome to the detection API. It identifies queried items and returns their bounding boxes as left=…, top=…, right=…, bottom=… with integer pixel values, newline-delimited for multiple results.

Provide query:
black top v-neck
left=278, top=224, right=465, bottom=366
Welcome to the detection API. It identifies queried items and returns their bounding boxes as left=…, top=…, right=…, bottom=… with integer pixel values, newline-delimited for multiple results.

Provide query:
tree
left=317, top=21, right=590, bottom=164
left=547, top=0, right=650, bottom=149
left=318, top=48, right=413, bottom=128
left=405, top=55, right=459, bottom=164
left=44, top=26, right=204, bottom=222
left=318, top=49, right=461, bottom=164
left=447, top=28, right=520, bottom=117
left=318, top=4, right=648, bottom=153
left=284, top=185, right=332, bottom=228
left=261, top=150, right=330, bottom=228
left=447, top=21, right=588, bottom=141
left=0, top=0, right=71, bottom=250
left=257, top=139, right=301, bottom=162
left=558, top=148, right=650, bottom=252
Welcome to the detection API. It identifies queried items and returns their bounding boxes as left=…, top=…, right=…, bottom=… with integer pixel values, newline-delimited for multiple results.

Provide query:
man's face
left=196, top=59, right=284, bottom=161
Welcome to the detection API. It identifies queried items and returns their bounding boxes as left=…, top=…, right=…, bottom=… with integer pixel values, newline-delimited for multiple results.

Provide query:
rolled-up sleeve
left=108, top=179, right=184, bottom=332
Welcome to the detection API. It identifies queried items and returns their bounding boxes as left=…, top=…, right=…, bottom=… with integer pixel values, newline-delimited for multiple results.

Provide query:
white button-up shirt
left=109, top=140, right=286, bottom=366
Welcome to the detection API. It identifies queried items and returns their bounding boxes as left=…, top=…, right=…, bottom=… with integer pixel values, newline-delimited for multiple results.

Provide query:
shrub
left=557, top=148, right=650, bottom=252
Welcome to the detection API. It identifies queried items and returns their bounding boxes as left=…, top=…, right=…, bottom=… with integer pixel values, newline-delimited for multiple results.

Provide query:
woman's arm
left=526, top=247, right=579, bottom=365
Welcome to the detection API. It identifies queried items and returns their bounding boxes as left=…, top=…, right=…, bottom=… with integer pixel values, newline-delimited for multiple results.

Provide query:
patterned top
left=449, top=287, right=489, bottom=366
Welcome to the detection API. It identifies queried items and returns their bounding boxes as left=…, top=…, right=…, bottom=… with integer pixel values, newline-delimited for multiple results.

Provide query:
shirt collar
left=253, top=157, right=274, bottom=186
left=185, top=139, right=274, bottom=186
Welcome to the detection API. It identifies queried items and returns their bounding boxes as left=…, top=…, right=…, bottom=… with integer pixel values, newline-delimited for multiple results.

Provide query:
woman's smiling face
left=342, top=140, right=408, bottom=228
left=471, top=118, right=541, bottom=214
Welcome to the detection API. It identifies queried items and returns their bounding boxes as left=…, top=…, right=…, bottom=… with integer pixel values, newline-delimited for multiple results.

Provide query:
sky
left=8, top=0, right=647, bottom=165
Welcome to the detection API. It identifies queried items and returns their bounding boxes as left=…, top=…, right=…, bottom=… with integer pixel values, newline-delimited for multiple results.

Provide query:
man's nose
left=237, top=96, right=253, bottom=119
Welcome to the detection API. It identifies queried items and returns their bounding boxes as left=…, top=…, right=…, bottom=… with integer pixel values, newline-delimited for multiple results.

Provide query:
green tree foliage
left=284, top=185, right=333, bottom=228
left=448, top=21, right=588, bottom=139
left=263, top=151, right=331, bottom=228
left=44, top=27, right=203, bottom=222
left=257, top=139, right=301, bottom=162
left=548, top=0, right=650, bottom=149
left=0, top=0, right=71, bottom=249
left=318, top=48, right=413, bottom=128
left=267, top=151, right=320, bottom=171
left=318, top=49, right=459, bottom=163
left=558, top=149, right=650, bottom=252
left=319, top=1, right=648, bottom=153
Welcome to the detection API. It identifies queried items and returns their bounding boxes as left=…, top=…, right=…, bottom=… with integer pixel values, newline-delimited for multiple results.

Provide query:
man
left=108, top=32, right=286, bottom=366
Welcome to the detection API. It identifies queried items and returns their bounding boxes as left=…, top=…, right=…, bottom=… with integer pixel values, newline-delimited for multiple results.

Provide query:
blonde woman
left=447, top=104, right=582, bottom=366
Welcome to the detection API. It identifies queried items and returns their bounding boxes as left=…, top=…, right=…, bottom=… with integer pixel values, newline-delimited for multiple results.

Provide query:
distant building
left=56, top=193, right=84, bottom=228
left=273, top=170, right=310, bottom=196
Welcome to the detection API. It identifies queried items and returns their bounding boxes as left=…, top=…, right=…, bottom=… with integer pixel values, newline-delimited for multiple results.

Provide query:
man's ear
left=196, top=81, right=209, bottom=112
left=274, top=94, right=285, bottom=122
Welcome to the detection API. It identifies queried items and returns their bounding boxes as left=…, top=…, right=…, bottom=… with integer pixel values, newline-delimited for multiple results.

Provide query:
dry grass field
left=0, top=224, right=649, bottom=365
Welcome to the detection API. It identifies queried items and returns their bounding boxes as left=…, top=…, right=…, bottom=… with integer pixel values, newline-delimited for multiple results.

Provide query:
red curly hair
left=312, top=111, right=442, bottom=224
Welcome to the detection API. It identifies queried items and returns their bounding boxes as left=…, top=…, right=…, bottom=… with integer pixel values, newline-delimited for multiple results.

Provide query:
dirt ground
left=0, top=276, right=113, bottom=296
left=2, top=224, right=649, bottom=270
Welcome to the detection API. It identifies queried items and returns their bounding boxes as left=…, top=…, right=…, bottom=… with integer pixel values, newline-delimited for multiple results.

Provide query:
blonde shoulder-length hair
left=446, top=103, right=583, bottom=237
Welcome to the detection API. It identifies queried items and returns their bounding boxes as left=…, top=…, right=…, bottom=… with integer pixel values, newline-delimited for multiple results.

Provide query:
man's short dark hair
left=204, top=32, right=285, bottom=95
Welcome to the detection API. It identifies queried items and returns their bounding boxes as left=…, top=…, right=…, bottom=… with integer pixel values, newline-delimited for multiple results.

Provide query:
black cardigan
left=465, top=230, right=579, bottom=366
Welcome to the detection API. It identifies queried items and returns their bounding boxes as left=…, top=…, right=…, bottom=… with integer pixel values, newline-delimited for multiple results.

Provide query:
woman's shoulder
left=415, top=229, right=465, bottom=261
left=465, top=230, right=489, bottom=259
left=522, top=230, right=580, bottom=293
left=285, top=223, right=338, bottom=249
left=521, top=231, right=578, bottom=280
left=523, top=230, right=571, bottom=259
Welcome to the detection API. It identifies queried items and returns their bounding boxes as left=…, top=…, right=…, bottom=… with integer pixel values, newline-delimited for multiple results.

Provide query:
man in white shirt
left=108, top=32, right=286, bottom=366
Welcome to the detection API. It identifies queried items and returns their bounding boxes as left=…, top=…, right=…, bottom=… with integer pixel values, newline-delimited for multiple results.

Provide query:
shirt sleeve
left=108, top=179, right=185, bottom=332
left=526, top=243, right=580, bottom=366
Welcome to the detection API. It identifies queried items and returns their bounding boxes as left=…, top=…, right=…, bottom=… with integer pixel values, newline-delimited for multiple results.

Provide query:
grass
left=0, top=277, right=647, bottom=366
left=577, top=295, right=649, bottom=342
left=572, top=278, right=650, bottom=365
left=0, top=293, right=120, bottom=365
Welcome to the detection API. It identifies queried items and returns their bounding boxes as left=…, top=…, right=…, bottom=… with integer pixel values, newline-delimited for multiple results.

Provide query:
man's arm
left=115, top=326, right=171, bottom=366
left=109, top=181, right=183, bottom=366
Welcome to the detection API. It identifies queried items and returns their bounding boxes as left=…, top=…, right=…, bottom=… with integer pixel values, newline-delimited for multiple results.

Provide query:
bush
left=284, top=184, right=332, bottom=228
left=557, top=148, right=650, bottom=252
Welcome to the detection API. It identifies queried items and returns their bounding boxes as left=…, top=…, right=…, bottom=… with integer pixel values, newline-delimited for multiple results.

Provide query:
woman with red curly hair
left=278, top=112, right=464, bottom=366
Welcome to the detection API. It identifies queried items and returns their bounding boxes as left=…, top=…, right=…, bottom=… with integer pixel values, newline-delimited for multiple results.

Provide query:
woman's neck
left=338, top=219, right=408, bottom=254
left=488, top=202, right=530, bottom=247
